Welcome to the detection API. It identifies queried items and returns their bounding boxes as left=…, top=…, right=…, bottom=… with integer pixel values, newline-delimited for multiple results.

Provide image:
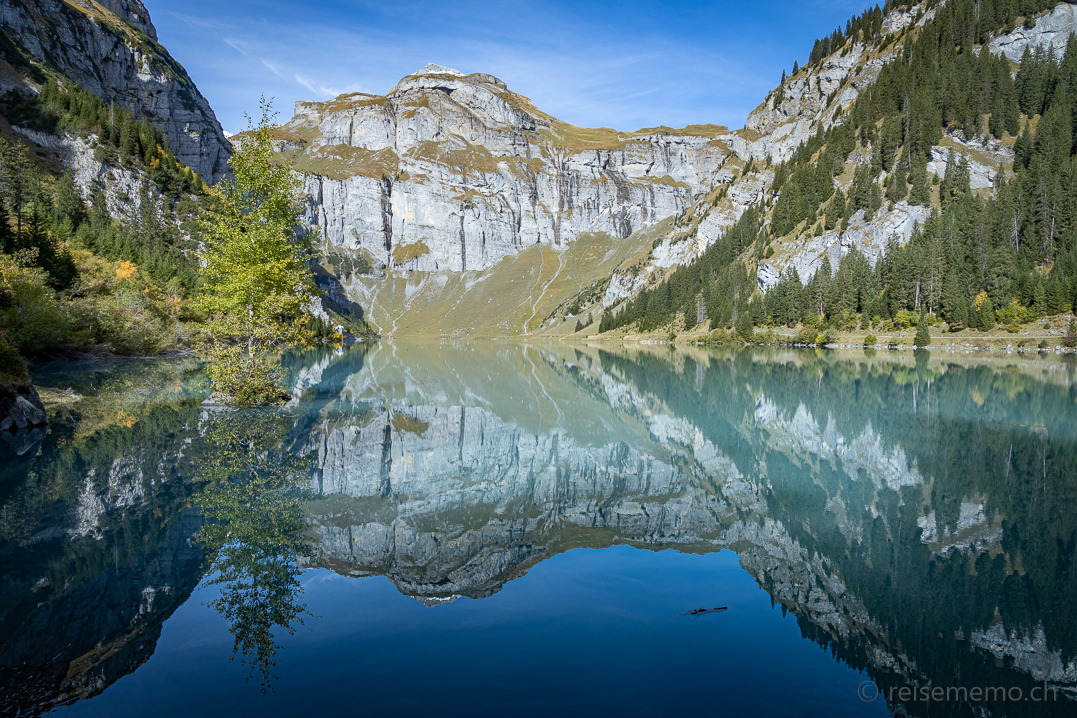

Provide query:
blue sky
left=150, top=0, right=872, bottom=135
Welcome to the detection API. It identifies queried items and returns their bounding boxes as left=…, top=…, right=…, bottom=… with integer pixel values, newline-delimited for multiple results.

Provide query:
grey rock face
left=758, top=202, right=932, bottom=290
left=0, top=385, right=47, bottom=437
left=742, top=44, right=867, bottom=164
left=281, top=68, right=730, bottom=272
left=0, top=0, right=230, bottom=181
left=14, top=126, right=157, bottom=218
left=989, top=3, right=1077, bottom=62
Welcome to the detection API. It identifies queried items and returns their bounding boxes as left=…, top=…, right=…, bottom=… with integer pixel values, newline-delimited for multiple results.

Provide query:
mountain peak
left=415, top=63, right=463, bottom=77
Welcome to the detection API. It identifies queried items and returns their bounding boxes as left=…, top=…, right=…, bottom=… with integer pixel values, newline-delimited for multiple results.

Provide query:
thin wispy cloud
left=294, top=74, right=364, bottom=99
left=260, top=58, right=287, bottom=80
left=165, top=10, right=217, bottom=28
left=222, top=37, right=249, bottom=56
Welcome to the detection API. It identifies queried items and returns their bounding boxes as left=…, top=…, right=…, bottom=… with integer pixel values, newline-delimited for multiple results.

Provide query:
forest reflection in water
left=0, top=343, right=1074, bottom=717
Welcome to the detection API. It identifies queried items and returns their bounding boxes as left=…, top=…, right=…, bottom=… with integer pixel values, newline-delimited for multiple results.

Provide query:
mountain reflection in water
left=1, top=343, right=1075, bottom=716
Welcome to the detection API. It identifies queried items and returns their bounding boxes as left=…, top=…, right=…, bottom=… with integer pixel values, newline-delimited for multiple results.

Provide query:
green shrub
left=0, top=257, right=73, bottom=354
left=705, top=329, right=733, bottom=345
left=864, top=334, right=877, bottom=346
left=894, top=309, right=919, bottom=328
left=1063, top=320, right=1077, bottom=348
left=72, top=286, right=173, bottom=356
left=0, top=343, right=29, bottom=390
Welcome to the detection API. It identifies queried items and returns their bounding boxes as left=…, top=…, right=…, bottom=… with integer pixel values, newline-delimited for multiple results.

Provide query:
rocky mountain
left=273, top=2, right=1077, bottom=337
left=604, top=1, right=1077, bottom=315
left=0, top=0, right=231, bottom=182
left=278, top=63, right=730, bottom=273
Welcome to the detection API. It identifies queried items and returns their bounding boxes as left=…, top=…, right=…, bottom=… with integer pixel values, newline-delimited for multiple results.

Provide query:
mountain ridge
left=264, top=63, right=732, bottom=282
left=259, top=0, right=1077, bottom=340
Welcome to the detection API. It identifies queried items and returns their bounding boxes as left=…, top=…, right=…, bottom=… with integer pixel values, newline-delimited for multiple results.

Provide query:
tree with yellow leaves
left=197, top=98, right=318, bottom=406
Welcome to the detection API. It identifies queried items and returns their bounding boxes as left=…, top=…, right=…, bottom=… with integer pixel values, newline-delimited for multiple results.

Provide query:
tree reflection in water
left=193, top=409, right=317, bottom=693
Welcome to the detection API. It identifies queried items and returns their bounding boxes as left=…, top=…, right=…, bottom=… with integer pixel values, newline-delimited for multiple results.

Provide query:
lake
left=2, top=343, right=1075, bottom=717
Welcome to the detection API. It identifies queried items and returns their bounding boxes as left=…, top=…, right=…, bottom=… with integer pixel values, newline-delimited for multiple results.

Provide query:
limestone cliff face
left=0, top=0, right=230, bottom=181
left=276, top=64, right=730, bottom=272
left=989, top=2, right=1077, bottom=61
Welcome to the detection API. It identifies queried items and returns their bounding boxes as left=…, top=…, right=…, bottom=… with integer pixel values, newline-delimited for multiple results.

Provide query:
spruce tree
left=735, top=310, right=753, bottom=342
left=914, top=318, right=931, bottom=347
left=978, top=297, right=996, bottom=331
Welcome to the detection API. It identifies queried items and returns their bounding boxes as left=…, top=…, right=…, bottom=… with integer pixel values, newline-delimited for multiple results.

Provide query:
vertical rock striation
left=0, top=0, right=231, bottom=181
left=273, top=65, right=730, bottom=272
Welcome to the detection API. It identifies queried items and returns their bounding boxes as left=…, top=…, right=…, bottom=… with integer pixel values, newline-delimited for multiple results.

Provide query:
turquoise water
left=2, top=343, right=1075, bottom=716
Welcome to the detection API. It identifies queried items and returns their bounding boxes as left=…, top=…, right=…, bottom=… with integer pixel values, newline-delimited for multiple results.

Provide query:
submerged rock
left=0, top=384, right=49, bottom=459
left=0, top=385, right=48, bottom=433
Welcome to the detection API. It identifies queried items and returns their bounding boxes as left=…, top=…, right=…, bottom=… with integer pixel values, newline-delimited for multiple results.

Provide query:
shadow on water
left=1, top=341, right=1075, bottom=716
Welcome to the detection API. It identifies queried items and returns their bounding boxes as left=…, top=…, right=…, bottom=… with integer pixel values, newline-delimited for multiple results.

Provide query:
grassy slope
left=351, top=222, right=665, bottom=338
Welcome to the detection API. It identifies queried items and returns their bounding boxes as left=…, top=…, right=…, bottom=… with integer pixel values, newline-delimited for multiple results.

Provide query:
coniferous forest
left=600, top=0, right=1077, bottom=343
left=0, top=33, right=210, bottom=361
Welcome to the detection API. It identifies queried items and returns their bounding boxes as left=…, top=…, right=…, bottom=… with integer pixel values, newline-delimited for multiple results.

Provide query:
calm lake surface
left=2, top=343, right=1076, bottom=717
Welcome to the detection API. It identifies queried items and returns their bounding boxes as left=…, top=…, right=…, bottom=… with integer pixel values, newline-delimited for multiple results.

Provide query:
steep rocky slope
left=0, top=0, right=230, bottom=181
left=282, top=2, right=1077, bottom=335
left=612, top=1, right=1075, bottom=303
left=277, top=64, right=730, bottom=274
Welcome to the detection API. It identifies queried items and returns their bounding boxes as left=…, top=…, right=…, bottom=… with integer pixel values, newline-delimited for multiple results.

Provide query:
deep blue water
left=3, top=343, right=1075, bottom=717
left=59, top=548, right=887, bottom=717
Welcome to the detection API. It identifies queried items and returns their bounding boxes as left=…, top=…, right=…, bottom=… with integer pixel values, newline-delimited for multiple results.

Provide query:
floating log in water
left=681, top=607, right=728, bottom=615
